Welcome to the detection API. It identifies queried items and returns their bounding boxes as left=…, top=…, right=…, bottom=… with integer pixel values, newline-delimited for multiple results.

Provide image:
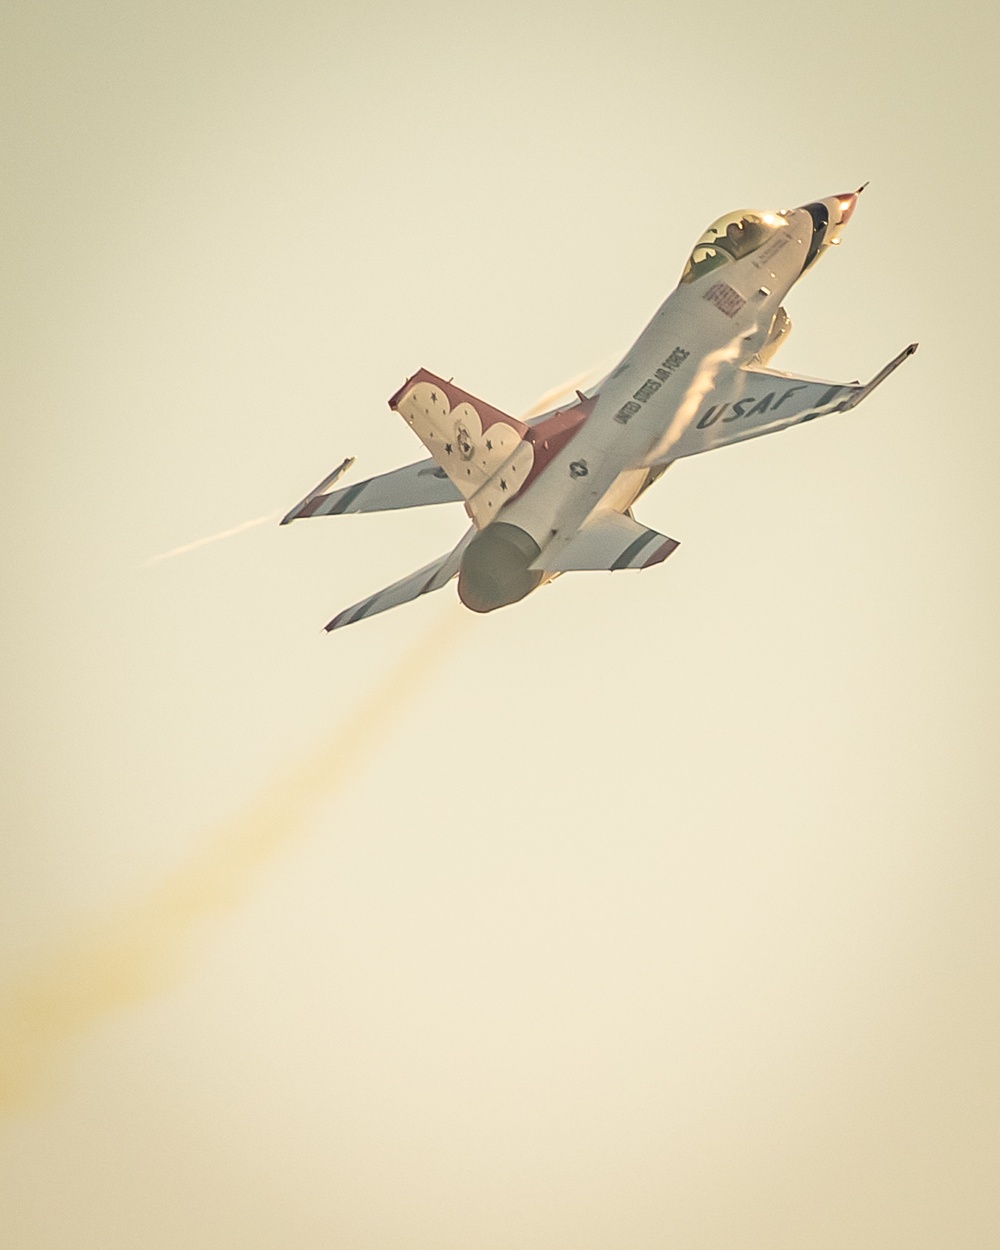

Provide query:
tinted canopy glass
left=680, top=210, right=785, bottom=283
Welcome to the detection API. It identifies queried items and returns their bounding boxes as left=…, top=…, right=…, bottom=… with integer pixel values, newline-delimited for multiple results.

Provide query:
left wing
left=283, top=377, right=606, bottom=524
left=648, top=343, right=917, bottom=464
left=282, top=456, right=460, bottom=523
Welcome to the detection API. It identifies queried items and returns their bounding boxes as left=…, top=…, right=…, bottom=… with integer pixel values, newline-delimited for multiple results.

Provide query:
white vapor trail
left=140, top=355, right=622, bottom=572
left=141, top=511, right=281, bottom=568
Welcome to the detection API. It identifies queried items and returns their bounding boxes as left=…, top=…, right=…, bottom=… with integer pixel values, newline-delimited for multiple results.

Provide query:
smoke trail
left=0, top=604, right=469, bottom=1115
left=141, top=510, right=281, bottom=567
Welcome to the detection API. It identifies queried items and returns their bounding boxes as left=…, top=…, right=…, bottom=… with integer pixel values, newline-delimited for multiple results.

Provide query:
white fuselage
left=307, top=190, right=889, bottom=629
left=501, top=209, right=817, bottom=566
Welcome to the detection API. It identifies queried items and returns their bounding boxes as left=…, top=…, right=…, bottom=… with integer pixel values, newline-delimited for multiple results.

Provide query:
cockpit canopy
left=680, top=209, right=786, bottom=284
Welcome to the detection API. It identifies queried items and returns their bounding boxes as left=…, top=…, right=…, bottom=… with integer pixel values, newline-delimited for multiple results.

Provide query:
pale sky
left=2, top=2, right=999, bottom=1247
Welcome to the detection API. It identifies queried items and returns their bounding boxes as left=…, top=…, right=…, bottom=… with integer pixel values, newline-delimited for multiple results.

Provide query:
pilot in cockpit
left=722, top=220, right=747, bottom=256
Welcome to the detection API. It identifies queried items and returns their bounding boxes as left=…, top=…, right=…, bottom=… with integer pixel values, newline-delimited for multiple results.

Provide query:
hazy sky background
left=2, top=1, right=998, bottom=1246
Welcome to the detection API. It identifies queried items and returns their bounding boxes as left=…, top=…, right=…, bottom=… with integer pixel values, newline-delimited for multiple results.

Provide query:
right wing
left=324, top=528, right=473, bottom=632
left=649, top=343, right=918, bottom=464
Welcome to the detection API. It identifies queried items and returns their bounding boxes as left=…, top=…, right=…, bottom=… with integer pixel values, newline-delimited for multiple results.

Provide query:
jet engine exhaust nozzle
left=458, top=522, right=542, bottom=614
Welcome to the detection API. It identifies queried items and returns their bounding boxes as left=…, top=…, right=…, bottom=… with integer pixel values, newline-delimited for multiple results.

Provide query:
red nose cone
left=834, top=192, right=858, bottom=224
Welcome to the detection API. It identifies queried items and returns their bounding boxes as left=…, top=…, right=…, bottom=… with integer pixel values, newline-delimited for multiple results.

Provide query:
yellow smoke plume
left=0, top=605, right=468, bottom=1115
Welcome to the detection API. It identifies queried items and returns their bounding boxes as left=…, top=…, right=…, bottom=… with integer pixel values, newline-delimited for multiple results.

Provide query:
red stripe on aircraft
left=641, top=538, right=680, bottom=568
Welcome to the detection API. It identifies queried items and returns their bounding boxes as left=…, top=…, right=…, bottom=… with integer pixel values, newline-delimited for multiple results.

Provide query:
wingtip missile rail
left=281, top=456, right=356, bottom=525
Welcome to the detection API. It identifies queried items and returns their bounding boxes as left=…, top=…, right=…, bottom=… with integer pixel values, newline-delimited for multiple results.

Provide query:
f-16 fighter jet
left=283, top=189, right=916, bottom=630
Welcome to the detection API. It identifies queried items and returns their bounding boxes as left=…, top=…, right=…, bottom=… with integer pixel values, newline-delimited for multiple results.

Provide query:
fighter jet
left=283, top=189, right=916, bottom=630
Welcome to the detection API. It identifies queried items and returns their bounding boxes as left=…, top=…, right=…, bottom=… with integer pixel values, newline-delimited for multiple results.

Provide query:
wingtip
left=281, top=456, right=357, bottom=528
left=323, top=610, right=349, bottom=633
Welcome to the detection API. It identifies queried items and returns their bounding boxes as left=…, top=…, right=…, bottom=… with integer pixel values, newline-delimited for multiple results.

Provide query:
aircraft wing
left=324, top=528, right=474, bottom=632
left=531, top=511, right=679, bottom=573
left=281, top=387, right=598, bottom=524
left=282, top=456, right=461, bottom=522
left=649, top=343, right=917, bottom=464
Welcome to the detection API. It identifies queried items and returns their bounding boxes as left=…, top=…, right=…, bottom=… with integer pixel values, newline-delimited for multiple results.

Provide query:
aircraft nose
left=834, top=191, right=859, bottom=225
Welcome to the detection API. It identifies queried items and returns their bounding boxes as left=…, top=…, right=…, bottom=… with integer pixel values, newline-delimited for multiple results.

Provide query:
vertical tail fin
left=390, top=370, right=535, bottom=527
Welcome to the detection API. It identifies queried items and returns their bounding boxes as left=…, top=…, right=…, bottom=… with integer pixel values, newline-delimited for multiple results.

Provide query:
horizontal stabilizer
left=325, top=528, right=474, bottom=632
left=531, top=511, right=679, bottom=573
